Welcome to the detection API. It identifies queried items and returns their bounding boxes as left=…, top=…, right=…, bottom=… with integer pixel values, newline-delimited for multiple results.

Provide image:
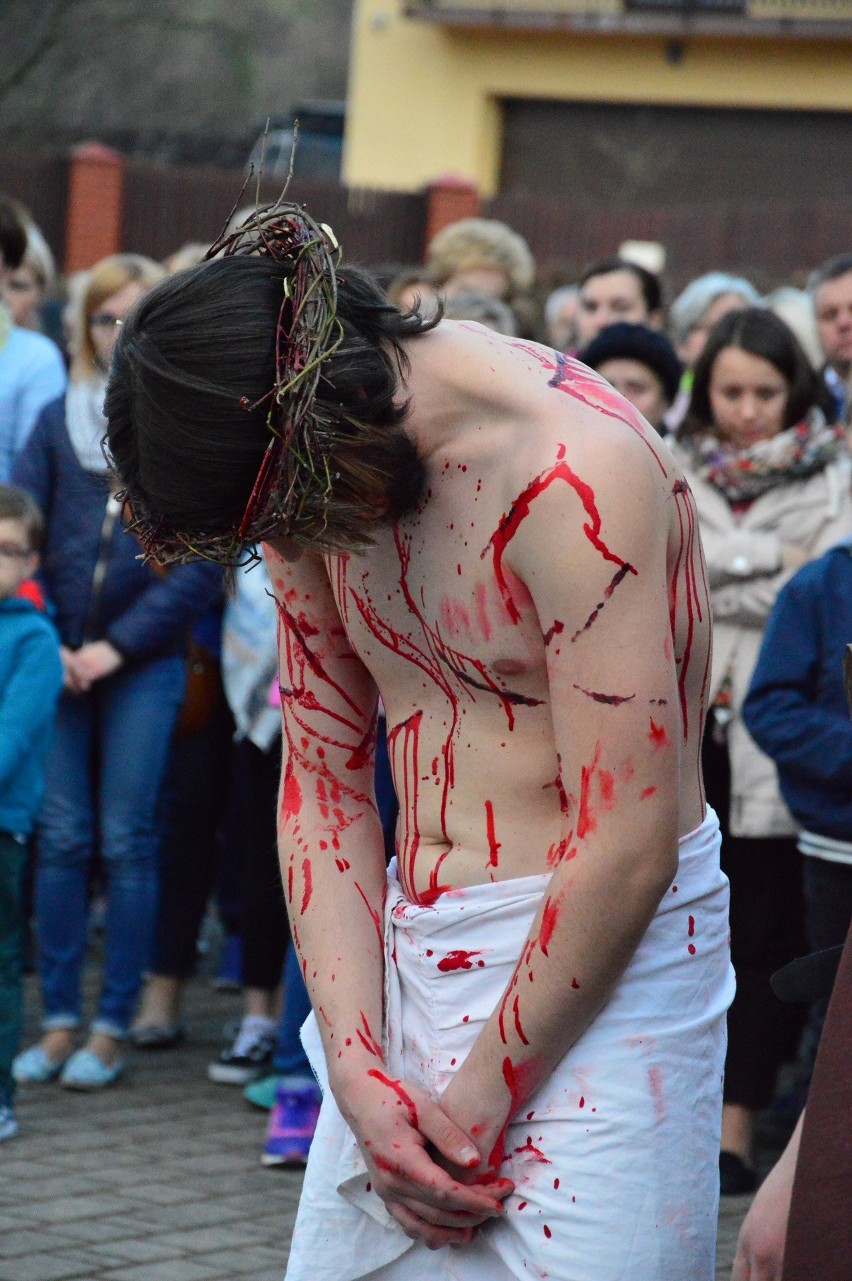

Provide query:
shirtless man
left=105, top=208, right=733, bottom=1280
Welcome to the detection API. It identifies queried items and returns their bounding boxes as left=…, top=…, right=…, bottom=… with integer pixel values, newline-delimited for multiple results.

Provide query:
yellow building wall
left=344, top=0, right=852, bottom=195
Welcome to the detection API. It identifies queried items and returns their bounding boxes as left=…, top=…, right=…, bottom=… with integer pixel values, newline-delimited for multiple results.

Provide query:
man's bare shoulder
left=501, top=349, right=680, bottom=513
left=263, top=537, right=335, bottom=604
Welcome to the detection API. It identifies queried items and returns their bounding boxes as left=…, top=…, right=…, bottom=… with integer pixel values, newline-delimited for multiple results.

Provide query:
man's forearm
left=279, top=794, right=390, bottom=1101
left=441, top=815, right=678, bottom=1162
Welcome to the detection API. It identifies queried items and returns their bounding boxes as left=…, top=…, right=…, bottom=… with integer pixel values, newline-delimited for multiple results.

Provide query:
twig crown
left=124, top=192, right=344, bottom=568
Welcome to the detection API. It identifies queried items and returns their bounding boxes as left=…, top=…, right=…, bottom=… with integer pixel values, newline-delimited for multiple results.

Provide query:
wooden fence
left=1, top=144, right=848, bottom=293
left=120, top=161, right=428, bottom=270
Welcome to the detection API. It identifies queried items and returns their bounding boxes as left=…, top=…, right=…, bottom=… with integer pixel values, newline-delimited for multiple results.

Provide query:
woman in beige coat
left=672, top=308, right=852, bottom=1196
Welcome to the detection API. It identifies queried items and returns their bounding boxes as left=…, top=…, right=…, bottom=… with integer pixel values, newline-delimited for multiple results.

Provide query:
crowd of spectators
left=1, top=190, right=851, bottom=1270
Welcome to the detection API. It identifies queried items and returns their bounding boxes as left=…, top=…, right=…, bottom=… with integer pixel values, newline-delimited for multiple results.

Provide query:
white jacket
left=673, top=447, right=852, bottom=837
left=221, top=557, right=280, bottom=753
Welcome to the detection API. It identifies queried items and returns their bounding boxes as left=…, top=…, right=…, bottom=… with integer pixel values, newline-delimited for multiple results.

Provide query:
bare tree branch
left=0, top=0, right=352, bottom=155
left=0, top=0, right=79, bottom=102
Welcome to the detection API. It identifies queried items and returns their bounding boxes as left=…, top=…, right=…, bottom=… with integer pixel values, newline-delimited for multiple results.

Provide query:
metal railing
left=404, top=0, right=852, bottom=32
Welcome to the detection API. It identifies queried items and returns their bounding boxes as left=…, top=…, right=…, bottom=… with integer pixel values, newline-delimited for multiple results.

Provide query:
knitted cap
left=578, top=322, right=683, bottom=404
left=427, top=218, right=535, bottom=294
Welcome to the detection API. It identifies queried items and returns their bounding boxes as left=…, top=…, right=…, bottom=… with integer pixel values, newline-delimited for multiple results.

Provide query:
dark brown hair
left=0, top=484, right=45, bottom=551
left=0, top=197, right=27, bottom=271
left=684, top=307, right=832, bottom=435
left=579, top=256, right=662, bottom=316
left=105, top=258, right=438, bottom=559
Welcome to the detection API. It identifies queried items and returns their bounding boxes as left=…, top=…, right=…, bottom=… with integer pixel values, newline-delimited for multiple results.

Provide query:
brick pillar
left=64, top=142, right=125, bottom=273
left=424, top=174, right=481, bottom=252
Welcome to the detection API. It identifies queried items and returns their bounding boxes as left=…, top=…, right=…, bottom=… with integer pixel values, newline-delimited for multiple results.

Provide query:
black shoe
left=207, top=1017, right=275, bottom=1085
left=719, top=1151, right=758, bottom=1196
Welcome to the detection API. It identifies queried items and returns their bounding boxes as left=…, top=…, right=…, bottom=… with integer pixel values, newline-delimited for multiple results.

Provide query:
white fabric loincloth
left=285, top=807, right=734, bottom=1281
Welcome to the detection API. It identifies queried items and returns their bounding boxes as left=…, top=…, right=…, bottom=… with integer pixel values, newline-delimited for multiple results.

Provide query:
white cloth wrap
left=286, top=807, right=734, bottom=1281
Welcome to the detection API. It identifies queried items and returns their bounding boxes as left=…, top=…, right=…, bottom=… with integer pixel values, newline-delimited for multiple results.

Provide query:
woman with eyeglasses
left=10, top=254, right=221, bottom=1090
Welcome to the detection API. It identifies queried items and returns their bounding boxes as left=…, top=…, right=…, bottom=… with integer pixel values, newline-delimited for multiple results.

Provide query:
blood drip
left=367, top=1069, right=419, bottom=1128
left=437, top=950, right=484, bottom=972
left=485, top=799, right=501, bottom=868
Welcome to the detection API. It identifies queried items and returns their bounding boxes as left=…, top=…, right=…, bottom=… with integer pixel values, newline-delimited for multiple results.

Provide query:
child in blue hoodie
left=0, top=484, right=62, bottom=1139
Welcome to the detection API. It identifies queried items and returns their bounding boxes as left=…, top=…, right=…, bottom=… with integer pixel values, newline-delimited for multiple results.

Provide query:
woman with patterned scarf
left=671, top=306, right=852, bottom=1197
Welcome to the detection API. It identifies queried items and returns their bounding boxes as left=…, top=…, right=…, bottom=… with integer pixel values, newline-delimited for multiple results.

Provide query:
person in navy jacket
left=743, top=536, right=852, bottom=1032
left=10, top=254, right=221, bottom=1090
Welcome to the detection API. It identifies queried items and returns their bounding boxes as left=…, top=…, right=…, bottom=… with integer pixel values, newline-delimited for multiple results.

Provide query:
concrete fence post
left=64, top=142, right=125, bottom=273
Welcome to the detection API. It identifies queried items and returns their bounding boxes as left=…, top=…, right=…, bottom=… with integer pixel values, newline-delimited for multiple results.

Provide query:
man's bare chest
left=325, top=485, right=548, bottom=715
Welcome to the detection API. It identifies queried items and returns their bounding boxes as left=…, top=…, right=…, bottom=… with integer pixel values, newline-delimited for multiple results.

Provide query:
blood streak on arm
left=280, top=765, right=303, bottom=819
left=502, top=1054, right=544, bottom=1116
left=356, top=1011, right=384, bottom=1059
left=538, top=896, right=561, bottom=958
left=277, top=598, right=365, bottom=725
left=276, top=596, right=376, bottom=856
left=572, top=684, right=636, bottom=706
left=495, top=874, right=571, bottom=1050
left=482, top=458, right=637, bottom=630
left=485, top=800, right=501, bottom=868
left=576, top=741, right=602, bottom=840
left=367, top=1068, right=419, bottom=1128
left=543, top=762, right=576, bottom=868
left=300, top=858, right=313, bottom=914
left=511, top=994, right=529, bottom=1046
left=496, top=940, right=536, bottom=1044
left=354, top=880, right=384, bottom=952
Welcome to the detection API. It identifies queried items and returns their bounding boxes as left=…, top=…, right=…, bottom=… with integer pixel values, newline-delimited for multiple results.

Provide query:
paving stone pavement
left=3, top=967, right=754, bottom=1281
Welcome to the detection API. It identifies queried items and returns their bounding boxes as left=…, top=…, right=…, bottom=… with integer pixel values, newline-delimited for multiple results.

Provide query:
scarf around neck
left=65, top=375, right=111, bottom=475
left=683, top=409, right=845, bottom=504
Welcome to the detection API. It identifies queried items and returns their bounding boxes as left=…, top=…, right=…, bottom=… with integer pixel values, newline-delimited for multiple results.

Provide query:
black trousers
left=802, top=855, right=852, bottom=1048
left=222, top=737, right=289, bottom=991
left=152, top=689, right=236, bottom=980
left=702, top=729, right=806, bottom=1110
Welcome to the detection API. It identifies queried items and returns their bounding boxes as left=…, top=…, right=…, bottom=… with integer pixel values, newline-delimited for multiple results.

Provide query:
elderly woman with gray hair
left=667, top=273, right=761, bottom=430
left=671, top=273, right=761, bottom=366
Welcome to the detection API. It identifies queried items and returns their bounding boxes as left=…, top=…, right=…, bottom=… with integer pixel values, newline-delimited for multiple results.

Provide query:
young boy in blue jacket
left=743, top=538, right=852, bottom=1008
left=0, top=484, right=63, bottom=1139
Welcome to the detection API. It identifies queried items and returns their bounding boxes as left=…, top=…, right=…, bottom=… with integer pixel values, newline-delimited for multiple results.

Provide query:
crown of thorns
left=124, top=197, right=344, bottom=568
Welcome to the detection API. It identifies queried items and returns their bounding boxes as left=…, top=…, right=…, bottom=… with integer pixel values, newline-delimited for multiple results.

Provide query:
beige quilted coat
left=672, top=447, right=852, bottom=837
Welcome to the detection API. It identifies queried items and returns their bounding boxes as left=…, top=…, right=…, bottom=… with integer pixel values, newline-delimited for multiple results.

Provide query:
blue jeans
left=0, top=833, right=28, bottom=1105
left=273, top=942, right=312, bottom=1076
left=35, top=656, right=185, bottom=1037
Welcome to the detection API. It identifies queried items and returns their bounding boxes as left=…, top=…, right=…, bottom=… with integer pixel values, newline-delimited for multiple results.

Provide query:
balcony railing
left=403, top=0, right=852, bottom=37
